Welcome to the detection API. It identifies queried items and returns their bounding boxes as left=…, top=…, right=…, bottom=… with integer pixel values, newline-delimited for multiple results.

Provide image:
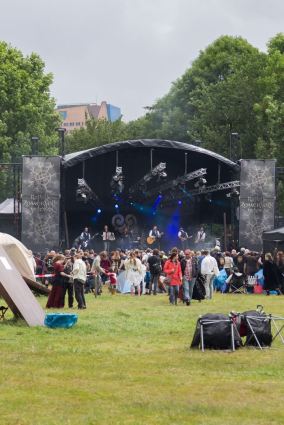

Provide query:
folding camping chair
left=241, top=305, right=284, bottom=349
left=227, top=272, right=247, bottom=294
left=0, top=305, right=8, bottom=320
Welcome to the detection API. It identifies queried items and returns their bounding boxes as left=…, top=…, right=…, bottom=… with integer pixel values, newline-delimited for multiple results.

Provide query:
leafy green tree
left=126, top=34, right=284, bottom=163
left=0, top=41, right=60, bottom=199
left=65, top=117, right=128, bottom=153
left=0, top=41, right=60, bottom=160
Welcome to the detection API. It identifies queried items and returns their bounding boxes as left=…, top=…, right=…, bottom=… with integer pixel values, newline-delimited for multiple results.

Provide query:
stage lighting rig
left=194, top=177, right=207, bottom=189
left=129, top=162, right=167, bottom=194
left=226, top=188, right=240, bottom=199
left=76, top=178, right=99, bottom=203
left=145, top=168, right=207, bottom=198
left=111, top=166, right=124, bottom=195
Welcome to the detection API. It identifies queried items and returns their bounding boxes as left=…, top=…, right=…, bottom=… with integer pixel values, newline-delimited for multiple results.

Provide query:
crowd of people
left=35, top=245, right=284, bottom=310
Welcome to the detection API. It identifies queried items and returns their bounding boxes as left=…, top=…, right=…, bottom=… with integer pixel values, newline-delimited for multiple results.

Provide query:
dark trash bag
left=241, top=311, right=272, bottom=347
left=192, top=274, right=206, bottom=301
left=191, top=313, right=242, bottom=350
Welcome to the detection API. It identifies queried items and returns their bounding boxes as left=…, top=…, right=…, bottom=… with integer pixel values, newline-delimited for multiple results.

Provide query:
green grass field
left=1, top=292, right=284, bottom=425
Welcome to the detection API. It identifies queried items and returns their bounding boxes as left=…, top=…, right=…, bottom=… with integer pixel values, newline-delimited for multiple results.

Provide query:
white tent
left=0, top=233, right=45, bottom=326
left=0, top=233, right=35, bottom=280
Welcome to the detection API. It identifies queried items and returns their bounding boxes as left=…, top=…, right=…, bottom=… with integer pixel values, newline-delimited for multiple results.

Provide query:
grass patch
left=1, top=293, right=284, bottom=424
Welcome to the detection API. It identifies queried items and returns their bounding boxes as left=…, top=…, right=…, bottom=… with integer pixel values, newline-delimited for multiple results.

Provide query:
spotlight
left=226, top=188, right=240, bottom=198
left=76, top=178, right=99, bottom=203
left=129, top=162, right=167, bottom=194
left=178, top=200, right=182, bottom=205
left=194, top=178, right=207, bottom=188
left=97, top=208, right=102, bottom=214
left=115, top=204, right=119, bottom=209
left=205, top=193, right=212, bottom=203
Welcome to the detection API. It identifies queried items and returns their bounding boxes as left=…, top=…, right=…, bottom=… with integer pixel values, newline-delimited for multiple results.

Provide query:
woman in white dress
left=125, top=251, right=142, bottom=296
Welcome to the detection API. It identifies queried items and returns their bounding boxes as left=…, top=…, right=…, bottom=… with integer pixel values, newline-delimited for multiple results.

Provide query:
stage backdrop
left=21, top=156, right=61, bottom=252
left=239, top=159, right=276, bottom=251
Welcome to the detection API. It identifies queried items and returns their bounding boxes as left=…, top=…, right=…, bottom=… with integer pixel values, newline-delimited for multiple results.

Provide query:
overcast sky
left=0, top=0, right=283, bottom=121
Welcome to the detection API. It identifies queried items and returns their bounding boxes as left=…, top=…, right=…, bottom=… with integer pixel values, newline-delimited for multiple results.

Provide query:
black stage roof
left=63, top=139, right=239, bottom=170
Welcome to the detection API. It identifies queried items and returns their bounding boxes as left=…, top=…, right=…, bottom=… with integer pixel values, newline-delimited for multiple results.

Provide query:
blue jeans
left=183, top=277, right=196, bottom=301
left=204, top=274, right=215, bottom=299
left=150, top=274, right=159, bottom=294
left=169, top=286, right=179, bottom=304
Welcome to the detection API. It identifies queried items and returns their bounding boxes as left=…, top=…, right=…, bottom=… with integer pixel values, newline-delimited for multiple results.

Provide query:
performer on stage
left=120, top=225, right=131, bottom=251
left=79, top=227, right=91, bottom=249
left=178, top=227, right=190, bottom=251
left=102, top=225, right=114, bottom=252
left=148, top=225, right=162, bottom=249
left=195, top=226, right=206, bottom=247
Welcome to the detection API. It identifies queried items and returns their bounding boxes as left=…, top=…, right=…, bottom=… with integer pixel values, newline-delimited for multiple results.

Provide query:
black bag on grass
left=191, top=313, right=242, bottom=350
left=241, top=310, right=272, bottom=347
left=192, top=273, right=206, bottom=301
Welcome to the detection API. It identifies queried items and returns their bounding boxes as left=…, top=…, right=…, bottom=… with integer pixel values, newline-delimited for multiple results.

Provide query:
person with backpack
left=147, top=249, right=162, bottom=295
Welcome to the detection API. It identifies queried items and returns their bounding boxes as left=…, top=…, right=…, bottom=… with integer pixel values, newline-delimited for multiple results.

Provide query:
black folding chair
left=0, top=306, right=8, bottom=320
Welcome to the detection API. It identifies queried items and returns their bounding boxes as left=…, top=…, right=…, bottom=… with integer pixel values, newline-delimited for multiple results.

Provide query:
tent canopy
left=262, top=227, right=284, bottom=241
left=0, top=233, right=35, bottom=280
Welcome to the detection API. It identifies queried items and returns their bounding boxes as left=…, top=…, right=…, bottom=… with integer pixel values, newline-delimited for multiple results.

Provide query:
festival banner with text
left=21, top=156, right=61, bottom=252
left=239, top=159, right=276, bottom=251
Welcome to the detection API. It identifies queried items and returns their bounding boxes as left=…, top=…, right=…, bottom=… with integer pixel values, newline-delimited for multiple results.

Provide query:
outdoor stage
left=18, top=139, right=276, bottom=253
left=62, top=139, right=239, bottom=251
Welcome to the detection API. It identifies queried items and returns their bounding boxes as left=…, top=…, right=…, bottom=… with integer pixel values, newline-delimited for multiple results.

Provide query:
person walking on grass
left=163, top=251, right=182, bottom=305
left=201, top=250, right=219, bottom=299
left=180, top=250, right=198, bottom=306
left=147, top=248, right=162, bottom=295
left=46, top=255, right=71, bottom=309
left=72, top=252, right=87, bottom=309
left=125, top=251, right=142, bottom=296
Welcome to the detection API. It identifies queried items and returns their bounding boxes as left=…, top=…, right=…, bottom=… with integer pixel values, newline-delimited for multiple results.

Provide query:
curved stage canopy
left=62, top=139, right=240, bottom=248
left=63, top=139, right=239, bottom=170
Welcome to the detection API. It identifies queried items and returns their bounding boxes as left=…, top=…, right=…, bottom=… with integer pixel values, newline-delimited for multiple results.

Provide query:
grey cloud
left=0, top=0, right=283, bottom=120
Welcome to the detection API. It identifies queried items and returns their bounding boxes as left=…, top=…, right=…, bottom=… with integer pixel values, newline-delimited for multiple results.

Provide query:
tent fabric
left=63, top=139, right=240, bottom=169
left=0, top=233, right=35, bottom=280
left=262, top=227, right=284, bottom=241
left=0, top=198, right=21, bottom=214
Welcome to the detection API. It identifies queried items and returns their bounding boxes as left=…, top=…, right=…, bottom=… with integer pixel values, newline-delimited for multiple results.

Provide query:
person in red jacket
left=163, top=251, right=182, bottom=305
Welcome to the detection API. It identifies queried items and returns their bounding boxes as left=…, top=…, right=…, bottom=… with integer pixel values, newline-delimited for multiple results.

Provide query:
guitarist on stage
left=178, top=227, right=190, bottom=251
left=79, top=227, right=91, bottom=249
left=148, top=225, right=162, bottom=249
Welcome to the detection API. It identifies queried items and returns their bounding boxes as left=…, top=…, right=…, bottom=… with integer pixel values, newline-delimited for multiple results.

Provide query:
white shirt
left=102, top=231, right=112, bottom=241
left=201, top=255, right=219, bottom=276
left=196, top=230, right=206, bottom=242
left=149, top=229, right=160, bottom=237
left=178, top=230, right=188, bottom=239
left=72, top=258, right=87, bottom=282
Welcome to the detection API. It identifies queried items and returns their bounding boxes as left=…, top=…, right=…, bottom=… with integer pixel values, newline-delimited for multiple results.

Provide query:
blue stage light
left=178, top=200, right=182, bottom=205
left=115, top=204, right=119, bottom=209
left=97, top=208, right=102, bottom=214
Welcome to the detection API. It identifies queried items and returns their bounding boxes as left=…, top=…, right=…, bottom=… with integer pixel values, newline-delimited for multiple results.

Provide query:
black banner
left=21, top=156, right=61, bottom=252
left=239, top=160, right=275, bottom=251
